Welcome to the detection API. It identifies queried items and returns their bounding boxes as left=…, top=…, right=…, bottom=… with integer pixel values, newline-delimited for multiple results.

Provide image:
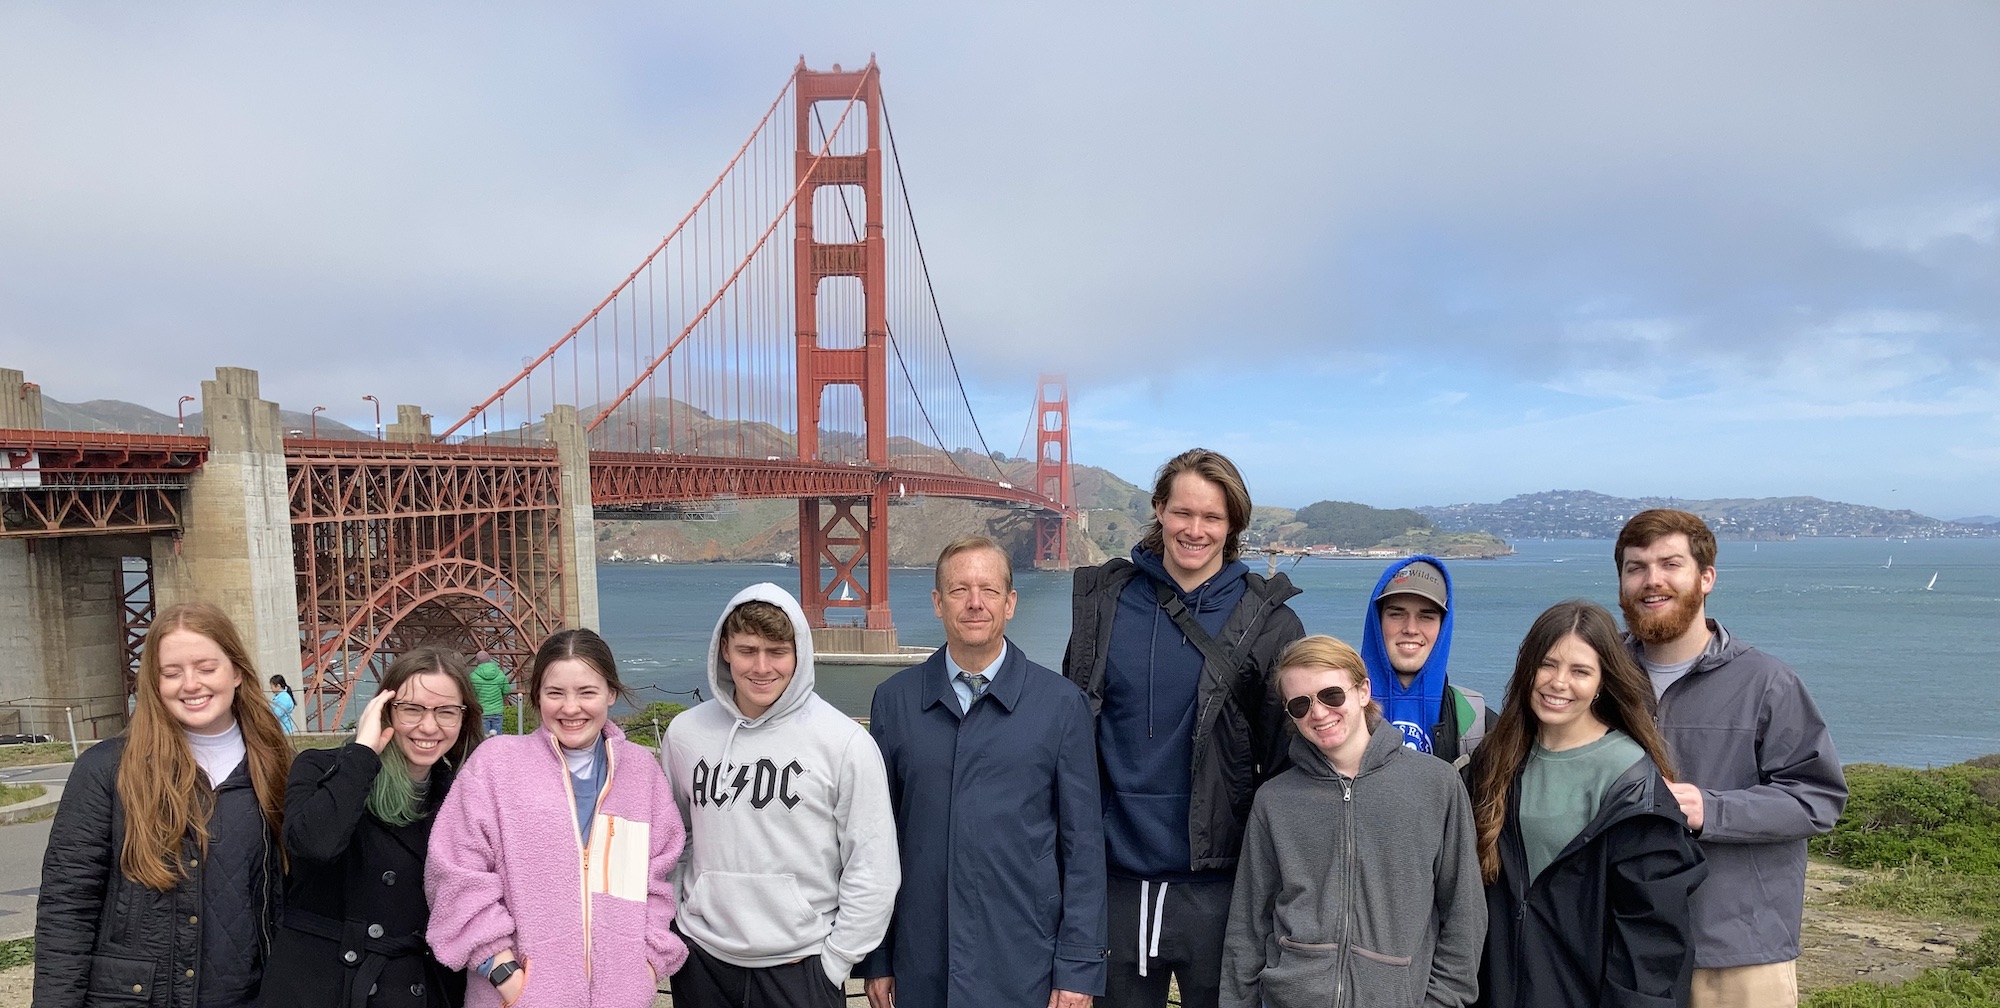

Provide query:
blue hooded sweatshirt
left=1360, top=555, right=1456, bottom=755
left=1097, top=546, right=1249, bottom=881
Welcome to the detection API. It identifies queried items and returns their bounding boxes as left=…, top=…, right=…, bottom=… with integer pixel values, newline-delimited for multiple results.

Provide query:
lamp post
left=362, top=395, right=381, bottom=439
left=518, top=420, right=530, bottom=445
left=176, top=395, right=195, bottom=434
left=310, top=405, right=326, bottom=438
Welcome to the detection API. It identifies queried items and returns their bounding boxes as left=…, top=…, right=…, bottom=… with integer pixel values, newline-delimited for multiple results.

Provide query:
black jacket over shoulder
left=1063, top=558, right=1304, bottom=873
left=36, top=736, right=281, bottom=1008
left=260, top=744, right=466, bottom=1008
left=1474, top=754, right=1709, bottom=1008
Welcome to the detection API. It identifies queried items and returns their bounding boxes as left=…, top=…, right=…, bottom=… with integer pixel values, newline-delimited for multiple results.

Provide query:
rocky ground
left=0, top=860, right=1974, bottom=1005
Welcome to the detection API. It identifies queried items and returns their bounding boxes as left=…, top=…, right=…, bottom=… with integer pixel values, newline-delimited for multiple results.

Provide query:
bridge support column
left=177, top=367, right=302, bottom=682
left=548, top=405, right=600, bottom=631
left=386, top=404, right=433, bottom=443
left=0, top=536, right=142, bottom=739
left=1, top=368, right=44, bottom=429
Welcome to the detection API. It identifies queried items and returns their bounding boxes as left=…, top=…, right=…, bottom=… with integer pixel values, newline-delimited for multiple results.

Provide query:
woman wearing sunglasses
left=262, top=647, right=484, bottom=1008
left=1464, top=600, right=1706, bottom=1007
left=1220, top=635, right=1484, bottom=1008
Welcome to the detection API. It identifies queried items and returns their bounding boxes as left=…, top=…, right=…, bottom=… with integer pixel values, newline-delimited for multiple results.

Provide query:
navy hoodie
left=1097, top=546, right=1248, bottom=881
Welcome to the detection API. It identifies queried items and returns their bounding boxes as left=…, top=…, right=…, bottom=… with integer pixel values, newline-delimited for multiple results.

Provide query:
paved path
left=0, top=765, right=71, bottom=940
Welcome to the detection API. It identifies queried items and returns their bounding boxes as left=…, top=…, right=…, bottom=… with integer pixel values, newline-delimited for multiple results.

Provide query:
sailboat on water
left=1925, top=572, right=1938, bottom=591
left=1883, top=556, right=1893, bottom=570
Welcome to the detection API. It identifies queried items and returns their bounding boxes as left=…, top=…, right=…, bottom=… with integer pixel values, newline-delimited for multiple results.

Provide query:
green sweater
left=1518, top=729, right=1644, bottom=881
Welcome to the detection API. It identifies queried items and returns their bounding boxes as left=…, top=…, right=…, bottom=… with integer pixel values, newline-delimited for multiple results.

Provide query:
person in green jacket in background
left=470, top=650, right=511, bottom=736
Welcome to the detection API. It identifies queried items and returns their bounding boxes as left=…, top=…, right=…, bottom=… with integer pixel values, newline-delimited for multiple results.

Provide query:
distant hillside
left=1249, top=499, right=1510, bottom=558
left=1421, top=489, right=2000, bottom=540
left=41, top=397, right=370, bottom=439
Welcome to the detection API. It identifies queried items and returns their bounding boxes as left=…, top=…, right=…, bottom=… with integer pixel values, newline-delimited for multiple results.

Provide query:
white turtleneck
left=185, top=720, right=246, bottom=787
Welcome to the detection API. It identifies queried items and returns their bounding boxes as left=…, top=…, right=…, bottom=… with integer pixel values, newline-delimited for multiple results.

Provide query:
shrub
left=1813, top=762, right=2000, bottom=875
left=618, top=702, right=688, bottom=748
left=1956, top=925, right=2000, bottom=972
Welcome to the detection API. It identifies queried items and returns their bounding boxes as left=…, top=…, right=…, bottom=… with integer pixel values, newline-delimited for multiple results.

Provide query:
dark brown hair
left=119, top=602, right=292, bottom=890
left=376, top=646, right=483, bottom=767
left=1138, top=448, right=1253, bottom=565
left=1468, top=600, right=1676, bottom=884
left=526, top=629, right=626, bottom=702
left=1614, top=508, right=1717, bottom=573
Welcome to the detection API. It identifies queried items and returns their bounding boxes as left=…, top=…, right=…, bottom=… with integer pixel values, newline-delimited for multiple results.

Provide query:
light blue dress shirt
left=943, top=641, right=1008, bottom=714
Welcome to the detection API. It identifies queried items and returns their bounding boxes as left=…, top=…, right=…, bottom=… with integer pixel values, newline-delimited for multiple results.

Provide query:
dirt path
left=0, top=862, right=1973, bottom=1005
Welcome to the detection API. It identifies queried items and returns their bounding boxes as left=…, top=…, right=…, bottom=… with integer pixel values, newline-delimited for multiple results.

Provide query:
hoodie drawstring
left=1137, top=880, right=1169, bottom=976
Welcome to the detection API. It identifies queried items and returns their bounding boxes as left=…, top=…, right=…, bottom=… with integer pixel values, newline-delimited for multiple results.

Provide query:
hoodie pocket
left=586, top=814, right=651, bottom=902
left=687, top=871, right=821, bottom=956
left=1348, top=945, right=1415, bottom=1006
left=1261, top=936, right=1337, bottom=1008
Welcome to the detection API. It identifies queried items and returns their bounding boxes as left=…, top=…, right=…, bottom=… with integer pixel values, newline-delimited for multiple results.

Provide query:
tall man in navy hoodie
left=1063, top=449, right=1305, bottom=1008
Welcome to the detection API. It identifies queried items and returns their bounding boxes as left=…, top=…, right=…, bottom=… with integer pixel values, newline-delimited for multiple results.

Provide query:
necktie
left=959, top=672, right=989, bottom=703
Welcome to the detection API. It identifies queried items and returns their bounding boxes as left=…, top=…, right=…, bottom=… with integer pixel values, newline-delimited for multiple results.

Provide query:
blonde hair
left=1270, top=635, right=1381, bottom=720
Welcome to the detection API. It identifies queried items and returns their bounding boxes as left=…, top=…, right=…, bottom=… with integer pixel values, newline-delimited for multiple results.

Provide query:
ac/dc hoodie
left=662, top=582, right=900, bottom=988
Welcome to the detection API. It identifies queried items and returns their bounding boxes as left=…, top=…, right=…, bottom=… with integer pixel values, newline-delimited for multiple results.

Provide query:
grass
left=1840, top=859, right=2000, bottom=921
left=0, top=742, right=85, bottom=768
left=0, top=937, right=29, bottom=971
left=0, top=783, right=46, bottom=807
left=1805, top=969, right=2000, bottom=1007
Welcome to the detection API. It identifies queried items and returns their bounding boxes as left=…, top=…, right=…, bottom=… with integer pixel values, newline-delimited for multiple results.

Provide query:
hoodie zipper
left=1335, top=771, right=1356, bottom=1008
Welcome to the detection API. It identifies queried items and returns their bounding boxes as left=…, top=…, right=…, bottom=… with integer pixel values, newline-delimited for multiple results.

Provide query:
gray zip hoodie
left=663, top=583, right=901, bottom=987
left=1221, top=715, right=1484, bottom=1008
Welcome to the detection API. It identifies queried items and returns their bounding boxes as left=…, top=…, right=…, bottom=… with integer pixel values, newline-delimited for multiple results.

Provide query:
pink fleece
left=426, top=725, right=687, bottom=1008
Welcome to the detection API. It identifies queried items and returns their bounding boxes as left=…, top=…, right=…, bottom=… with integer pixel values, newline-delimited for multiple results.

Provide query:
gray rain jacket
left=1631, top=620, right=1847, bottom=969
left=1220, top=717, right=1485, bottom=1008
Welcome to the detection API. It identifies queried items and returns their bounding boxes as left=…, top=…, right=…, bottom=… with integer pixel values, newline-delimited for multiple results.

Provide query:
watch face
left=488, top=962, right=519, bottom=987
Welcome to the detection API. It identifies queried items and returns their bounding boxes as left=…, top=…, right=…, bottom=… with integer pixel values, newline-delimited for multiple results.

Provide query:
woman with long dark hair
left=1466, top=600, right=1707, bottom=1007
left=262, top=647, right=484, bottom=1008
left=425, top=629, right=686, bottom=1008
left=36, top=602, right=293, bottom=1008
left=269, top=675, right=298, bottom=733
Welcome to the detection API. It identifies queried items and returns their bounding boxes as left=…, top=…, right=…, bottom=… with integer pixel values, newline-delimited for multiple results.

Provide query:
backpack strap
left=1154, top=581, right=1245, bottom=680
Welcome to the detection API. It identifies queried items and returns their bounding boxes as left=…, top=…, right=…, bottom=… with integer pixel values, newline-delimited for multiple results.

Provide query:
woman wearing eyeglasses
left=1464, top=601, right=1706, bottom=1007
left=261, top=646, right=483, bottom=1008
left=1220, top=635, right=1484, bottom=1008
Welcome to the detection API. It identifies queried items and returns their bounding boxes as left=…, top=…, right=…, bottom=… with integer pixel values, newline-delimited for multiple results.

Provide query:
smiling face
left=538, top=657, right=612, bottom=750
left=1280, top=662, right=1371, bottom=766
left=391, top=672, right=466, bottom=775
left=1618, top=532, right=1715, bottom=647
left=726, top=631, right=797, bottom=719
left=1377, top=594, right=1444, bottom=681
left=156, top=629, right=243, bottom=735
left=1155, top=471, right=1231, bottom=587
left=1531, top=632, right=1609, bottom=739
left=933, top=546, right=1017, bottom=657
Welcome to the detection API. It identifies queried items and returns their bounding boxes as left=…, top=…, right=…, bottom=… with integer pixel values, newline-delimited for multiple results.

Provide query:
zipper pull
left=1341, top=780, right=1352, bottom=802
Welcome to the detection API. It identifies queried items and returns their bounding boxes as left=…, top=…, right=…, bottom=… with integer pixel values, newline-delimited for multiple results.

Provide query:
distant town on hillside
left=1419, top=490, right=2000, bottom=540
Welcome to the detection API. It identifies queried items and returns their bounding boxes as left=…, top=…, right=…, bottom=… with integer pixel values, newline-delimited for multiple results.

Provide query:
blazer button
left=410, top=983, right=426, bottom=997
left=381, top=870, right=397, bottom=885
left=367, top=923, right=384, bottom=938
left=343, top=950, right=359, bottom=964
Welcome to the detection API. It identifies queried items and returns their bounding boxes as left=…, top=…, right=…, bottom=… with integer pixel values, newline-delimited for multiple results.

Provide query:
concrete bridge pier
left=161, top=367, right=302, bottom=687
left=547, top=405, right=600, bottom=632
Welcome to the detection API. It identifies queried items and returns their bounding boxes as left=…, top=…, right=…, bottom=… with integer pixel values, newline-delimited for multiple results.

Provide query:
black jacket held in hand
left=1474, top=755, right=1708, bottom=1008
left=1063, top=559, right=1304, bottom=874
left=35, top=736, right=281, bottom=1008
left=259, top=743, right=467, bottom=1008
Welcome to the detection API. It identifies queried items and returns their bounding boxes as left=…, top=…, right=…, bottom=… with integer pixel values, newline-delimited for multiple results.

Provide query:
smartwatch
left=488, top=961, right=522, bottom=988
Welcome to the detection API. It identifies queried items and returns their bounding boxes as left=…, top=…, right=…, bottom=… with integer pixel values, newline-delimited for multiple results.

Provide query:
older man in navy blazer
left=859, top=535, right=1108, bottom=1008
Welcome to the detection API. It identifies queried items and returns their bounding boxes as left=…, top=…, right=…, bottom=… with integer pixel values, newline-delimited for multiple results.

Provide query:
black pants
left=1103, top=875, right=1233, bottom=1008
left=670, top=937, right=845, bottom=1008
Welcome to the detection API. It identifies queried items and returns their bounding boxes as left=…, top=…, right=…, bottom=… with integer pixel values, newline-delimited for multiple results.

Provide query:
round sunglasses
left=1284, top=686, right=1349, bottom=720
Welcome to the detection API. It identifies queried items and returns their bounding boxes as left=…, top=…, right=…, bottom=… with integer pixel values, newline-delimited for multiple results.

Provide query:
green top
left=469, top=660, right=510, bottom=715
left=1518, top=728, right=1644, bottom=882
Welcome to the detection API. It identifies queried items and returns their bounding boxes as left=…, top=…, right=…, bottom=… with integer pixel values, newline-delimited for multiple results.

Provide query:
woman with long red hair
left=35, top=602, right=293, bottom=1008
left=1465, top=600, right=1707, bottom=1007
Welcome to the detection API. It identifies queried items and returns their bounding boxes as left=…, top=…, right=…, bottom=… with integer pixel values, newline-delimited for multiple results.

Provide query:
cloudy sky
left=4, top=2, right=1997, bottom=519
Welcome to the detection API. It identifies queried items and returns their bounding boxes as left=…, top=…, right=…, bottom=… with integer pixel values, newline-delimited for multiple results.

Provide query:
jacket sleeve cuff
left=1054, top=943, right=1109, bottom=996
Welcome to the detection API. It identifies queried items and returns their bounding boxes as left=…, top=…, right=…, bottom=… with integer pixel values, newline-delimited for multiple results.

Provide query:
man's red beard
left=1620, top=584, right=1705, bottom=645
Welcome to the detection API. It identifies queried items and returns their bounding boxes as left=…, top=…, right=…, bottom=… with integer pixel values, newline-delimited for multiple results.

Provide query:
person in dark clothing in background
left=1063, top=448, right=1305, bottom=1008
left=1466, top=600, right=1706, bottom=1008
left=862, top=536, right=1106, bottom=1008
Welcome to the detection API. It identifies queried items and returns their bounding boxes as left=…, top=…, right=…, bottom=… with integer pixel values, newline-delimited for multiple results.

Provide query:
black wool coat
left=1474, top=754, right=1709, bottom=1008
left=35, top=736, right=282, bottom=1008
left=259, top=744, right=466, bottom=1008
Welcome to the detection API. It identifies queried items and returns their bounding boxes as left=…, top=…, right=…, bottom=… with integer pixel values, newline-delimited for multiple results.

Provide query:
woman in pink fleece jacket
left=425, top=629, right=687, bottom=1008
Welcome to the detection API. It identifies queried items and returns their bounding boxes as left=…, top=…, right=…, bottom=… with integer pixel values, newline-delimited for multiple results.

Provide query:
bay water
left=596, top=538, right=2000, bottom=768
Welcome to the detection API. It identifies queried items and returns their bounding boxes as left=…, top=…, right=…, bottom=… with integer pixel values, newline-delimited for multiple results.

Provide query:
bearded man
left=1615, top=509, right=1846, bottom=1008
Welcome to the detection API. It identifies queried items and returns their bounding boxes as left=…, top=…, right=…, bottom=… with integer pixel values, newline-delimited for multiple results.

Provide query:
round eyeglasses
left=1284, top=686, right=1349, bottom=720
left=389, top=702, right=467, bottom=728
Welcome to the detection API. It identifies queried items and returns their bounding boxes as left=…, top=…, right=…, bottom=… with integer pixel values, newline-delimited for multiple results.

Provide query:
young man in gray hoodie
left=663, top=583, right=901, bottom=1008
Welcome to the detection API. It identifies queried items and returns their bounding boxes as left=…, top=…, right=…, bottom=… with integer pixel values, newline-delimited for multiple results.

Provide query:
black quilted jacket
left=35, top=736, right=282, bottom=1008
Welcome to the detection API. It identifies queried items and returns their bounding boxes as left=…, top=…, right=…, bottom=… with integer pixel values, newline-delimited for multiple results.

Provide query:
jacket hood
left=1130, top=545, right=1249, bottom=611
left=1361, top=555, right=1457, bottom=698
left=706, top=582, right=818, bottom=726
left=1286, top=710, right=1405, bottom=781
